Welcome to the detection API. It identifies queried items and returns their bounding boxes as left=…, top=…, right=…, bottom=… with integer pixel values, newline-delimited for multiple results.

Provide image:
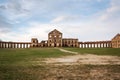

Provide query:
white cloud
left=99, top=0, right=120, bottom=21
left=1, top=22, right=61, bottom=42
left=1, top=19, right=118, bottom=42
left=51, top=16, right=66, bottom=23
left=0, top=0, right=120, bottom=42
left=51, top=15, right=81, bottom=23
left=0, top=0, right=31, bottom=23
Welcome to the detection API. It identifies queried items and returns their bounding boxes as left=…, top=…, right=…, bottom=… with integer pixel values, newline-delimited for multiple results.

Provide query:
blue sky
left=0, top=0, right=120, bottom=42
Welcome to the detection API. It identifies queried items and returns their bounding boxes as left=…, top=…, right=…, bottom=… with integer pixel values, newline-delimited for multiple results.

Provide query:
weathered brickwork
left=48, top=29, right=62, bottom=47
left=111, top=33, right=120, bottom=48
left=0, top=29, right=119, bottom=48
left=62, top=38, right=78, bottom=47
left=30, top=38, right=38, bottom=47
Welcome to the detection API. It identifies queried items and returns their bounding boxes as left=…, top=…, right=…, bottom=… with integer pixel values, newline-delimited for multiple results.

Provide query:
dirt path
left=41, top=48, right=120, bottom=65
left=43, top=54, right=120, bottom=65
left=58, top=48, right=78, bottom=54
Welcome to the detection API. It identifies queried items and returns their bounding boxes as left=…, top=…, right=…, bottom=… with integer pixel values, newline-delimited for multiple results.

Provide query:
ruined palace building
left=0, top=29, right=120, bottom=48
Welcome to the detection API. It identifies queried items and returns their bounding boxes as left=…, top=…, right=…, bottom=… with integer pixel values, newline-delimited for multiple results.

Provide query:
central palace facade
left=31, top=29, right=78, bottom=47
left=0, top=29, right=120, bottom=48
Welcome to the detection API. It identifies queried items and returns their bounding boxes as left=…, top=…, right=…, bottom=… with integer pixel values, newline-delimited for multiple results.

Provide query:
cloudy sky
left=0, top=0, right=120, bottom=42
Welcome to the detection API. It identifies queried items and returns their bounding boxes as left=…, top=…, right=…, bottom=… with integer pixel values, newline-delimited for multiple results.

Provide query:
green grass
left=63, top=48, right=120, bottom=56
left=0, top=48, right=72, bottom=80
left=0, top=64, right=120, bottom=80
left=0, top=48, right=71, bottom=65
left=0, top=48, right=120, bottom=80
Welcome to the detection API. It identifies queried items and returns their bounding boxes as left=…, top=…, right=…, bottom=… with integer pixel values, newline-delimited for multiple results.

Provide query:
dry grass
left=0, top=48, right=120, bottom=80
left=1, top=65, right=119, bottom=80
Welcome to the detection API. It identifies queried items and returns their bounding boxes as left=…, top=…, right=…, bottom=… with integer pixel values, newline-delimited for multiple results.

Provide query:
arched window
left=59, top=35, right=61, bottom=38
left=49, top=35, right=52, bottom=38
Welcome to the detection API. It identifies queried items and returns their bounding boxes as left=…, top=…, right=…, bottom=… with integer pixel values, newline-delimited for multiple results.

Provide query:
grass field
left=0, top=48, right=120, bottom=80
left=63, top=48, right=120, bottom=56
left=0, top=48, right=71, bottom=80
left=0, top=48, right=71, bottom=66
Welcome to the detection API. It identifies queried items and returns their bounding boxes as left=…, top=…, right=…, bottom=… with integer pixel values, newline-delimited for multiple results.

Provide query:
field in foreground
left=63, top=48, right=120, bottom=56
left=0, top=64, right=120, bottom=80
left=0, top=48, right=120, bottom=80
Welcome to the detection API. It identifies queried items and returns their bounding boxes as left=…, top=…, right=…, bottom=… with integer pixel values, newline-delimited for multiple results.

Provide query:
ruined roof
left=112, top=33, right=120, bottom=40
left=48, top=29, right=62, bottom=34
left=31, top=38, right=38, bottom=40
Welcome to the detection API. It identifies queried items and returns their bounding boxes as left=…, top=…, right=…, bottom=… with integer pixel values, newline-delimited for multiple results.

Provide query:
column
left=106, top=43, right=108, bottom=48
left=79, top=44, right=80, bottom=48
left=11, top=43, right=13, bottom=48
left=6, top=43, right=8, bottom=48
left=15, top=43, right=17, bottom=48
left=91, top=43, right=92, bottom=48
left=1, top=42, right=3, bottom=48
left=4, top=42, right=6, bottom=48
left=108, top=43, right=109, bottom=48
left=4, top=43, right=6, bottom=48
left=20, top=43, right=22, bottom=48
left=8, top=43, right=10, bottom=48
left=104, top=43, right=105, bottom=48
left=93, top=43, right=95, bottom=48
left=81, top=44, right=83, bottom=48
left=10, top=43, right=12, bottom=48
left=90, top=43, right=92, bottom=48
left=23, top=44, right=25, bottom=48
left=0, top=42, right=1, bottom=48
left=8, top=43, right=9, bottom=48
left=2, top=43, right=4, bottom=48
left=84, top=43, right=87, bottom=48
left=97, top=43, right=98, bottom=48
left=87, top=44, right=89, bottom=48
left=14, top=43, right=16, bottom=48
left=103, top=43, right=105, bottom=48
left=100, top=43, right=101, bottom=48
left=28, top=44, right=29, bottom=48
left=93, top=43, right=94, bottom=48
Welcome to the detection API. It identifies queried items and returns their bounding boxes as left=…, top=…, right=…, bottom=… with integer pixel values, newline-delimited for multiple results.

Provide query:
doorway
left=54, top=43, right=56, bottom=47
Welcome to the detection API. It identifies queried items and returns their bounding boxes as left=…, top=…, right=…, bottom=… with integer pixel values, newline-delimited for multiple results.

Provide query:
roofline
left=112, top=33, right=120, bottom=40
left=62, top=38, right=78, bottom=40
left=48, top=29, right=62, bottom=34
